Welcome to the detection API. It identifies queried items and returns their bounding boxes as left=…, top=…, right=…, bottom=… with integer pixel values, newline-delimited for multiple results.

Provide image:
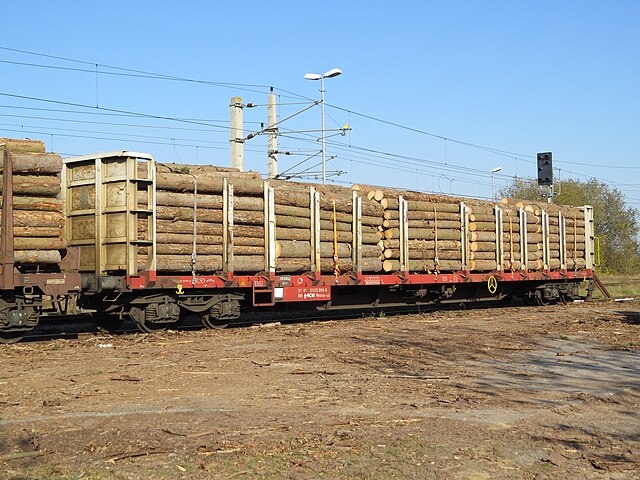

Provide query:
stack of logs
left=0, top=139, right=66, bottom=266
left=468, top=203, right=526, bottom=271
left=138, top=164, right=265, bottom=273
left=270, top=180, right=384, bottom=273
left=501, top=199, right=587, bottom=270
left=139, top=165, right=387, bottom=273
left=136, top=162, right=588, bottom=275
left=353, top=186, right=464, bottom=273
left=355, top=186, right=589, bottom=273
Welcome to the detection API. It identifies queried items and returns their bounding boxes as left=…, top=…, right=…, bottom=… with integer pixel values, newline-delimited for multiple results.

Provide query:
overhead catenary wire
left=2, top=45, right=637, bottom=199
left=0, top=104, right=253, bottom=123
left=0, top=120, right=230, bottom=145
left=0, top=112, right=252, bottom=133
left=0, top=91, right=231, bottom=129
left=0, top=127, right=264, bottom=154
left=3, top=45, right=636, bottom=174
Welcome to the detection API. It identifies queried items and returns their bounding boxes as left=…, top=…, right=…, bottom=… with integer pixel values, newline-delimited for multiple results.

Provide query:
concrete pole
left=491, top=173, right=495, bottom=201
left=267, top=89, right=278, bottom=178
left=320, top=77, right=326, bottom=184
left=230, top=96, right=244, bottom=171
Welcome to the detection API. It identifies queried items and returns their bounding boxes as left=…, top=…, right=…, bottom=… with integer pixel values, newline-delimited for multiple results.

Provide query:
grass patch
left=593, top=274, right=640, bottom=299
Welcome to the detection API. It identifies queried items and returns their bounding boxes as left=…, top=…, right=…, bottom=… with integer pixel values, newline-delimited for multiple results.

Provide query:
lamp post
left=491, top=167, right=502, bottom=201
left=304, top=68, right=342, bottom=184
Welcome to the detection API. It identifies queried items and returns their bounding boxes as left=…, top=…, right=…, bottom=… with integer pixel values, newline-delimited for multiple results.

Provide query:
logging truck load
left=0, top=141, right=595, bottom=341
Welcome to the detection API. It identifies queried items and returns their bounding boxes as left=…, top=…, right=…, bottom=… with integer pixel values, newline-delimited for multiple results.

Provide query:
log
left=14, top=237, right=66, bottom=250
left=155, top=206, right=265, bottom=226
left=319, top=197, right=352, bottom=215
left=276, top=216, right=311, bottom=229
left=566, top=258, right=587, bottom=269
left=0, top=195, right=64, bottom=212
left=151, top=191, right=221, bottom=209
left=149, top=191, right=265, bottom=212
left=0, top=153, right=62, bottom=174
left=555, top=218, right=585, bottom=227
left=233, top=255, right=267, bottom=272
left=0, top=138, right=45, bottom=154
left=274, top=189, right=310, bottom=208
left=382, top=259, right=463, bottom=272
left=273, top=227, right=379, bottom=245
left=469, top=213, right=495, bottom=223
left=1, top=211, right=65, bottom=228
left=469, top=251, right=496, bottom=260
left=470, top=260, right=498, bottom=271
left=0, top=174, right=61, bottom=196
left=360, top=257, right=384, bottom=272
left=13, top=227, right=63, bottom=238
left=156, top=233, right=264, bottom=246
left=414, top=211, right=461, bottom=222
left=156, top=206, right=221, bottom=223
left=362, top=232, right=384, bottom=244
left=566, top=235, right=586, bottom=243
left=384, top=249, right=462, bottom=261
left=355, top=185, right=469, bottom=205
left=155, top=243, right=264, bottom=256
left=319, top=219, right=352, bottom=232
left=384, top=228, right=461, bottom=241
left=469, top=221, right=496, bottom=232
left=275, top=241, right=351, bottom=259
left=383, top=208, right=461, bottom=226
left=361, top=215, right=384, bottom=227
left=381, top=198, right=461, bottom=213
left=502, top=220, right=520, bottom=233
left=156, top=162, right=255, bottom=176
left=275, top=258, right=348, bottom=274
left=470, top=242, right=495, bottom=252
left=275, top=205, right=310, bottom=218
left=155, top=220, right=264, bottom=238
left=467, top=205, right=498, bottom=215
left=320, top=196, right=384, bottom=217
left=15, top=250, right=61, bottom=264
left=470, top=232, right=494, bottom=242
left=408, top=219, right=461, bottom=230
left=383, top=239, right=462, bottom=251
left=156, top=173, right=264, bottom=195
left=153, top=254, right=222, bottom=272
left=362, top=245, right=384, bottom=258
left=13, top=226, right=62, bottom=237
left=382, top=219, right=399, bottom=229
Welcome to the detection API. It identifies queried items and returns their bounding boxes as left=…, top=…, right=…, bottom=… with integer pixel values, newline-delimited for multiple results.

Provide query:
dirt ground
left=1, top=300, right=639, bottom=479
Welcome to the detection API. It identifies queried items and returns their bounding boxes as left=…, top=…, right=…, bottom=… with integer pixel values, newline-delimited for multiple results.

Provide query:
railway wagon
left=0, top=140, right=81, bottom=342
left=61, top=151, right=595, bottom=333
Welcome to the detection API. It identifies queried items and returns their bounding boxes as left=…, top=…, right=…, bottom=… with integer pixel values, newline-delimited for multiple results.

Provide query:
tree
left=499, top=178, right=640, bottom=275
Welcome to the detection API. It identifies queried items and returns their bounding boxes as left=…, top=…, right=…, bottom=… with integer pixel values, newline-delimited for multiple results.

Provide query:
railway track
left=15, top=296, right=620, bottom=343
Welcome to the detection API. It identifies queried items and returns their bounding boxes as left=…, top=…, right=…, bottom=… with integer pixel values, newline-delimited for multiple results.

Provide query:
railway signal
left=537, top=152, right=553, bottom=186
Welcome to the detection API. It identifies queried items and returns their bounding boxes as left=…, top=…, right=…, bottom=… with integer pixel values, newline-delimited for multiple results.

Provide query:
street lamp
left=304, top=68, right=342, bottom=184
left=491, top=167, right=502, bottom=201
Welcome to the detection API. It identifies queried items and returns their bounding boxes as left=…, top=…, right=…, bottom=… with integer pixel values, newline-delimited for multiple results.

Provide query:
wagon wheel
left=129, top=305, right=176, bottom=333
left=201, top=313, right=230, bottom=330
left=0, top=306, right=37, bottom=343
left=201, top=298, right=241, bottom=329
left=534, top=290, right=550, bottom=306
left=0, top=330, right=25, bottom=344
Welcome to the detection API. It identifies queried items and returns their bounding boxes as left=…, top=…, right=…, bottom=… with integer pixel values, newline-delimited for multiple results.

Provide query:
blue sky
left=1, top=1, right=638, bottom=207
